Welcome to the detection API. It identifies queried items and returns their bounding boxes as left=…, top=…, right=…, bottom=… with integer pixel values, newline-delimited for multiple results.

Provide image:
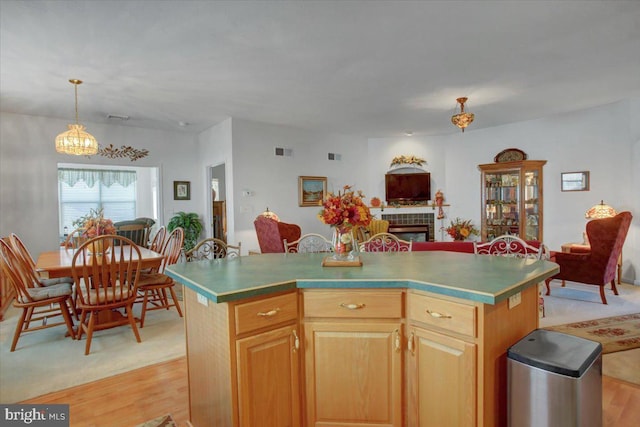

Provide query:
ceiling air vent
left=328, top=153, right=342, bottom=161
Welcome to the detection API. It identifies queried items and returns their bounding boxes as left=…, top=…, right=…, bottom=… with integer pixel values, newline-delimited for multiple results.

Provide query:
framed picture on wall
left=298, top=176, right=327, bottom=207
left=561, top=171, right=589, bottom=192
left=174, top=181, right=191, bottom=200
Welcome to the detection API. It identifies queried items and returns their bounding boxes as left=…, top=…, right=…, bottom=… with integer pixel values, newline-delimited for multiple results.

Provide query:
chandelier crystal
left=451, top=97, right=475, bottom=132
left=55, top=79, right=98, bottom=156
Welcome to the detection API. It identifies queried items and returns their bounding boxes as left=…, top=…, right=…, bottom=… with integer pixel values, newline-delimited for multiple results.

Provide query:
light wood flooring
left=22, top=356, right=640, bottom=427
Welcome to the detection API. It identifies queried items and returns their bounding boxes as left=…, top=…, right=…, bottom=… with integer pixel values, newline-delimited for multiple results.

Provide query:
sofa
left=412, top=241, right=475, bottom=253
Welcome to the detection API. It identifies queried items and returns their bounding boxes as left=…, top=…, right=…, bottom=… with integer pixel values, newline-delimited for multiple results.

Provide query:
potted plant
left=167, top=211, right=203, bottom=252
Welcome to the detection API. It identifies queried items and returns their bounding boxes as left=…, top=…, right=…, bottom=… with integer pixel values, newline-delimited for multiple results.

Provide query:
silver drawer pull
left=257, top=308, right=280, bottom=317
left=340, top=303, right=366, bottom=310
left=426, top=310, right=452, bottom=319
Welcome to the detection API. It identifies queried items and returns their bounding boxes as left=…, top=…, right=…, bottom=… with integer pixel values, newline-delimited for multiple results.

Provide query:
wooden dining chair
left=72, top=235, right=142, bottom=355
left=148, top=226, right=167, bottom=252
left=186, top=237, right=241, bottom=260
left=0, top=239, right=76, bottom=351
left=137, top=227, right=184, bottom=327
left=9, top=233, right=78, bottom=318
left=61, top=228, right=84, bottom=249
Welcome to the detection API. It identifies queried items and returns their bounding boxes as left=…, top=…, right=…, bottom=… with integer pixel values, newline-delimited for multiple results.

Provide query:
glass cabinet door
left=523, top=169, right=540, bottom=241
left=484, top=170, right=520, bottom=240
left=479, top=160, right=546, bottom=242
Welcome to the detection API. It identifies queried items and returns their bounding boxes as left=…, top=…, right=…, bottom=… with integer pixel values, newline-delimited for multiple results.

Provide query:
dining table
left=35, top=245, right=165, bottom=279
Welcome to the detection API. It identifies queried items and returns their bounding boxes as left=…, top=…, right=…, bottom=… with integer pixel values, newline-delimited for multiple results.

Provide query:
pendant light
left=451, top=97, right=475, bottom=132
left=55, top=79, right=99, bottom=155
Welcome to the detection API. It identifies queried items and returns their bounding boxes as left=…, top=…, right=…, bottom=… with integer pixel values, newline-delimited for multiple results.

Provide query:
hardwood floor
left=22, top=357, right=190, bottom=427
left=22, top=356, right=640, bottom=427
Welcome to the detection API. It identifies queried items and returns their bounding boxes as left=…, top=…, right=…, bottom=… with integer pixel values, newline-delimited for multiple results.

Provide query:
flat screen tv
left=385, top=173, right=431, bottom=204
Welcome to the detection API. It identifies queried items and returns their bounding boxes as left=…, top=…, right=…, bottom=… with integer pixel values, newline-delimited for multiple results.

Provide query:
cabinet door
left=236, top=325, right=301, bottom=427
left=407, top=327, right=477, bottom=427
left=304, top=321, right=402, bottom=427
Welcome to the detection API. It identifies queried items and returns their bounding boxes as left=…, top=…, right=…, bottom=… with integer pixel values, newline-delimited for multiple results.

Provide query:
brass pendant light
left=55, top=79, right=99, bottom=155
left=451, top=97, right=475, bottom=132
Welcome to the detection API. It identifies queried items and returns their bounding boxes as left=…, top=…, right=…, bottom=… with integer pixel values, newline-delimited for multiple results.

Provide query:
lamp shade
left=259, top=207, right=279, bottom=221
left=585, top=200, right=616, bottom=219
left=55, top=123, right=99, bottom=155
left=55, top=79, right=99, bottom=156
left=451, top=97, right=474, bottom=132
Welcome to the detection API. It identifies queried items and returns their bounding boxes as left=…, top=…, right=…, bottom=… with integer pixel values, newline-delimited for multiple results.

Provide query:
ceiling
left=1, top=1, right=639, bottom=138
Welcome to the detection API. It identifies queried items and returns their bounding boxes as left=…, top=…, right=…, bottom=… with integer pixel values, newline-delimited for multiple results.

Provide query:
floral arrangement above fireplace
left=389, top=155, right=426, bottom=168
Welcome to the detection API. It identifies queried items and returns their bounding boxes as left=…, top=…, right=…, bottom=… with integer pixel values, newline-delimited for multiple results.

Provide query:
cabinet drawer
left=408, top=292, right=476, bottom=337
left=304, top=290, right=402, bottom=318
left=234, top=292, right=298, bottom=335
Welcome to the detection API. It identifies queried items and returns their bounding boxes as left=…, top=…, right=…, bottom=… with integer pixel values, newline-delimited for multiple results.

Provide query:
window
left=58, top=167, right=137, bottom=234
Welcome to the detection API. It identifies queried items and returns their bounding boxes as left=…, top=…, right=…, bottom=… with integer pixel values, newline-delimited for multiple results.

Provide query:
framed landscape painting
left=298, top=176, right=327, bottom=207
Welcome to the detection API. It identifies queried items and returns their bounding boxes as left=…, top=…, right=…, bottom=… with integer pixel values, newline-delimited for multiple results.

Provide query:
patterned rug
left=545, top=313, right=640, bottom=354
left=135, top=414, right=177, bottom=427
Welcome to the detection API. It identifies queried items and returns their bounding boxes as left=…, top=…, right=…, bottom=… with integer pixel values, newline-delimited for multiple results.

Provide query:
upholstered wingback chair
left=546, top=211, right=632, bottom=304
left=254, top=216, right=301, bottom=253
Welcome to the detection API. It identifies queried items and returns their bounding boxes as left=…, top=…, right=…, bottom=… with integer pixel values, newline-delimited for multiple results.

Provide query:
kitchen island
left=166, top=251, right=558, bottom=427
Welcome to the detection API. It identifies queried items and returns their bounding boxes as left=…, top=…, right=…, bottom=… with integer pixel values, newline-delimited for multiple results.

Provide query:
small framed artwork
left=174, top=181, right=191, bottom=200
left=298, top=176, right=327, bottom=207
left=561, top=171, right=590, bottom=192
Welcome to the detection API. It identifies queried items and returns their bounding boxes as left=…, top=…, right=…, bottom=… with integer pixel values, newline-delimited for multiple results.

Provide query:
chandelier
left=451, top=97, right=475, bottom=132
left=55, top=79, right=99, bottom=156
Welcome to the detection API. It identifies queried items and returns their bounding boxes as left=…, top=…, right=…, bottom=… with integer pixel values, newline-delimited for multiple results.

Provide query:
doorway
left=209, top=164, right=227, bottom=242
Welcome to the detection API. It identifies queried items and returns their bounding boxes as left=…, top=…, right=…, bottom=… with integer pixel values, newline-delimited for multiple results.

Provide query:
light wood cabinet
left=303, top=289, right=403, bottom=427
left=478, top=160, right=546, bottom=241
left=406, top=292, right=477, bottom=427
left=184, top=284, right=540, bottom=427
left=184, top=288, right=301, bottom=427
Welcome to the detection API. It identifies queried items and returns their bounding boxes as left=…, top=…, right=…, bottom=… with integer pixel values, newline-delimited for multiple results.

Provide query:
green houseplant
left=167, top=211, right=203, bottom=252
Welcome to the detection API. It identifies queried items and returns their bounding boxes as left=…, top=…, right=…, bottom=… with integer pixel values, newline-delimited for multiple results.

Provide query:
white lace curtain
left=58, top=168, right=137, bottom=188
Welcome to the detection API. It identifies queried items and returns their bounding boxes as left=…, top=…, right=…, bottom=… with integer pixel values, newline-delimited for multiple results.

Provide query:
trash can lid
left=508, top=329, right=602, bottom=378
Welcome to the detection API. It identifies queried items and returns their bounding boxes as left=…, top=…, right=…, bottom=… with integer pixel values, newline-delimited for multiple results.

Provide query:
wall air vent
left=275, top=147, right=293, bottom=157
left=328, top=153, right=342, bottom=161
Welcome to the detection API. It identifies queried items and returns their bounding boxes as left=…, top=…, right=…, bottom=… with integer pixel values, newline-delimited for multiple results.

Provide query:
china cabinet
left=478, top=160, right=546, bottom=241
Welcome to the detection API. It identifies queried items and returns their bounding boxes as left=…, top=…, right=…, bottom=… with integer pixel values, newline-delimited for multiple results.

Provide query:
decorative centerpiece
left=389, top=155, right=426, bottom=168
left=444, top=217, right=479, bottom=241
left=318, top=185, right=372, bottom=265
left=73, top=208, right=116, bottom=253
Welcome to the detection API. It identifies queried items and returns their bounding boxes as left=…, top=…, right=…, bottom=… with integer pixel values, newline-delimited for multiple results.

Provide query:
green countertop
left=165, top=251, right=559, bottom=305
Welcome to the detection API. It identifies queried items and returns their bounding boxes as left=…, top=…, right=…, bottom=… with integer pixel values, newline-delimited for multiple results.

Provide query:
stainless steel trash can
left=507, top=329, right=602, bottom=427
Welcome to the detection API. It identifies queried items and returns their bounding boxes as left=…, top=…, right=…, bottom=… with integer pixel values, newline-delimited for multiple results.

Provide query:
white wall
left=1, top=100, right=638, bottom=283
left=230, top=118, right=369, bottom=252
left=368, top=100, right=638, bottom=283
left=0, top=112, right=198, bottom=257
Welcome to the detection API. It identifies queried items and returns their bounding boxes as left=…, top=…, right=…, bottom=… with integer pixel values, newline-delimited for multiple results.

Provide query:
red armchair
left=546, top=211, right=632, bottom=304
left=253, top=216, right=302, bottom=253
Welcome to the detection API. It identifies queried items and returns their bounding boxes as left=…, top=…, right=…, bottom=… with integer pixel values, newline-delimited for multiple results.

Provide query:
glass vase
left=331, top=227, right=358, bottom=261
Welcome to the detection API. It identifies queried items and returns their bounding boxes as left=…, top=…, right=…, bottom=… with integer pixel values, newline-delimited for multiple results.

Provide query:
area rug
left=545, top=313, right=640, bottom=354
left=136, top=415, right=178, bottom=427
left=135, top=414, right=177, bottom=427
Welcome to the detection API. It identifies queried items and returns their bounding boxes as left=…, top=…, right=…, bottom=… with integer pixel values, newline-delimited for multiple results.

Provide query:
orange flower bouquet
left=73, top=208, right=116, bottom=238
left=318, top=186, right=372, bottom=259
left=445, top=217, right=479, bottom=241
